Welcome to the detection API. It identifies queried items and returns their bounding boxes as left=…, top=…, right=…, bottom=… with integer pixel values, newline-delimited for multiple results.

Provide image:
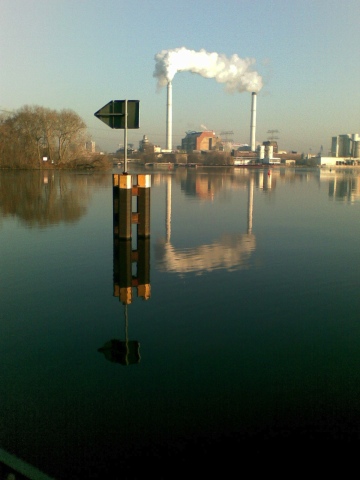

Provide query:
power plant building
left=181, top=131, right=222, bottom=153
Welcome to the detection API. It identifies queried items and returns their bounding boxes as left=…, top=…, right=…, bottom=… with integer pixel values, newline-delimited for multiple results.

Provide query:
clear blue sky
left=1, top=0, right=359, bottom=154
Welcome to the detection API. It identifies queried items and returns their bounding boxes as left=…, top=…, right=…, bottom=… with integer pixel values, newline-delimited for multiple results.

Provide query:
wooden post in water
left=113, top=173, right=132, bottom=240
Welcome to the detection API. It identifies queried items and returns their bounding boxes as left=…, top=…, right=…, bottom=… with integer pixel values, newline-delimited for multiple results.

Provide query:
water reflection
left=172, top=166, right=275, bottom=198
left=97, top=308, right=141, bottom=366
left=324, top=171, right=360, bottom=202
left=155, top=175, right=256, bottom=274
left=150, top=166, right=360, bottom=275
left=1, top=167, right=360, bottom=476
left=98, top=174, right=151, bottom=366
left=0, top=170, right=109, bottom=226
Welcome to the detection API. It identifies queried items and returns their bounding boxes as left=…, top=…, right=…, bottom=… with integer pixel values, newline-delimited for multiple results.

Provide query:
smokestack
left=250, top=92, right=256, bottom=152
left=166, top=81, right=172, bottom=151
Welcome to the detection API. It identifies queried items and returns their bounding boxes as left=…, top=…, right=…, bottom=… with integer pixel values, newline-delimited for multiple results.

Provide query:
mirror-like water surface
left=1, top=166, right=360, bottom=477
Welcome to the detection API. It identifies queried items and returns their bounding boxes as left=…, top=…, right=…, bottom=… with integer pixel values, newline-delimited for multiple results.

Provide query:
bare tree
left=0, top=105, right=87, bottom=167
left=54, top=109, right=87, bottom=164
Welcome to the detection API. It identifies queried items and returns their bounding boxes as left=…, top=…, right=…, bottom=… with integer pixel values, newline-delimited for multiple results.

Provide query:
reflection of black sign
left=98, top=304, right=141, bottom=366
left=98, top=339, right=141, bottom=366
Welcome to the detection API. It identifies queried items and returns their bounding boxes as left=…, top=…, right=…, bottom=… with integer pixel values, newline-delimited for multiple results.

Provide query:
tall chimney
left=250, top=91, right=257, bottom=152
left=166, top=81, right=172, bottom=151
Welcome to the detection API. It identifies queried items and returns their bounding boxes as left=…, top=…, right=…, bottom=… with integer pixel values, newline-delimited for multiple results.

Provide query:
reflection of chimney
left=247, top=176, right=254, bottom=234
left=250, top=92, right=256, bottom=152
left=166, top=81, right=172, bottom=151
left=166, top=176, right=171, bottom=242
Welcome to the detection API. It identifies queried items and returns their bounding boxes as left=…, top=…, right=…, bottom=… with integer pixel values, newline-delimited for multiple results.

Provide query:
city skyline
left=1, top=0, right=359, bottom=154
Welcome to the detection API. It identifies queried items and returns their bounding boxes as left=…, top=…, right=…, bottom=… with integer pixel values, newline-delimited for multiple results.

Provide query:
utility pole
left=220, top=131, right=234, bottom=143
left=220, top=130, right=234, bottom=151
left=267, top=129, right=279, bottom=142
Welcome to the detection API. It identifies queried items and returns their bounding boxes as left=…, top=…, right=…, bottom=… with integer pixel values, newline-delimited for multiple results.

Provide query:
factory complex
left=110, top=79, right=359, bottom=168
left=133, top=87, right=359, bottom=167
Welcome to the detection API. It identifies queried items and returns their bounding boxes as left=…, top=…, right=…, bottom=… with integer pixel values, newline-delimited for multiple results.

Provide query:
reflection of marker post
left=122, top=304, right=141, bottom=365
left=118, top=240, right=132, bottom=304
left=137, top=237, right=151, bottom=300
left=98, top=303, right=141, bottom=365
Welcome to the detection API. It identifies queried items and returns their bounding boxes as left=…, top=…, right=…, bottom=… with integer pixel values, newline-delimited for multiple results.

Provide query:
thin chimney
left=250, top=92, right=257, bottom=152
left=166, top=81, right=172, bottom=151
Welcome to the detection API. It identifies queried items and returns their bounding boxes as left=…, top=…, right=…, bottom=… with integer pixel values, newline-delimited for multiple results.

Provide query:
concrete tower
left=250, top=92, right=257, bottom=152
left=166, top=81, right=172, bottom=151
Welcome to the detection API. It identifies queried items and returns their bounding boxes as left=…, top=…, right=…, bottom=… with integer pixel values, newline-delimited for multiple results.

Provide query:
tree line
left=0, top=105, right=92, bottom=168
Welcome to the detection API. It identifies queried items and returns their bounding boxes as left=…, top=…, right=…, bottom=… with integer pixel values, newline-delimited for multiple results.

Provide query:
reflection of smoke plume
left=153, top=47, right=263, bottom=93
left=155, top=233, right=256, bottom=274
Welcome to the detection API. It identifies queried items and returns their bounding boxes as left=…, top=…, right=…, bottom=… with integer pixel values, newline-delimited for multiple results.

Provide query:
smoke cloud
left=153, top=47, right=263, bottom=93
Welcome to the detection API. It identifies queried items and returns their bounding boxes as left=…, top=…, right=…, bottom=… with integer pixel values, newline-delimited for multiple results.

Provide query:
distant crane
left=220, top=130, right=234, bottom=143
left=267, top=129, right=279, bottom=142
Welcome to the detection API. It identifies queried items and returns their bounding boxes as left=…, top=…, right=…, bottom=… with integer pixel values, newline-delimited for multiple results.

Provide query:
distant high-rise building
left=331, top=134, right=360, bottom=158
left=139, top=135, right=159, bottom=153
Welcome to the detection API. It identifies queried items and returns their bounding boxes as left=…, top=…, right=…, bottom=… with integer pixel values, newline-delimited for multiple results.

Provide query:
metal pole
left=124, top=304, right=128, bottom=343
left=124, top=99, right=128, bottom=174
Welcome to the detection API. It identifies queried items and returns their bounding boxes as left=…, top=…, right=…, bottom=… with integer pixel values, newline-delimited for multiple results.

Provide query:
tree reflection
left=0, top=171, right=109, bottom=227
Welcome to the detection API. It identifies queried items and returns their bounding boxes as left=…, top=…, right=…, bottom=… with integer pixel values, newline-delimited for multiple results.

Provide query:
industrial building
left=153, top=84, right=360, bottom=167
left=318, top=133, right=360, bottom=166
left=181, top=131, right=222, bottom=153
left=139, top=135, right=161, bottom=154
left=231, top=140, right=281, bottom=165
left=331, top=134, right=360, bottom=158
left=165, top=82, right=258, bottom=154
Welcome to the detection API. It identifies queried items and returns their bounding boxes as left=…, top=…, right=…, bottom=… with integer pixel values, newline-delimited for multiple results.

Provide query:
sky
left=1, top=0, right=359, bottom=154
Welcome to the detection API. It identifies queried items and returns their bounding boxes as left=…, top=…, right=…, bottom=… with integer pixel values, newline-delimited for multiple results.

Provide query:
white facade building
left=331, top=134, right=360, bottom=158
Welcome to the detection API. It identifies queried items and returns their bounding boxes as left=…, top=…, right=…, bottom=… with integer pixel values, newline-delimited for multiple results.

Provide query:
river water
left=1, top=166, right=360, bottom=477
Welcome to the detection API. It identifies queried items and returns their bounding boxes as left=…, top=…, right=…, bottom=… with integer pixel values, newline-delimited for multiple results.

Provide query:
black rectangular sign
left=94, top=100, right=140, bottom=129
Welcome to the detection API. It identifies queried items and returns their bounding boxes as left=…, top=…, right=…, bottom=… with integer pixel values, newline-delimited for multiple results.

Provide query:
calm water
left=1, top=166, right=360, bottom=477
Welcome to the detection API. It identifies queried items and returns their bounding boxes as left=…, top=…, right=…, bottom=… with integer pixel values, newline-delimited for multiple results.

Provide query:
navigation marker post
left=94, top=100, right=140, bottom=174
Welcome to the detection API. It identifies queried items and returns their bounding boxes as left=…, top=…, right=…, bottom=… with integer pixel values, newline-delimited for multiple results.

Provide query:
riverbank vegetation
left=0, top=105, right=110, bottom=170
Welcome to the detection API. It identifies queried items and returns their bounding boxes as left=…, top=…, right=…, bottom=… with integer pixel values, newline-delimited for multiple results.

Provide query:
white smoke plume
left=153, top=47, right=263, bottom=93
